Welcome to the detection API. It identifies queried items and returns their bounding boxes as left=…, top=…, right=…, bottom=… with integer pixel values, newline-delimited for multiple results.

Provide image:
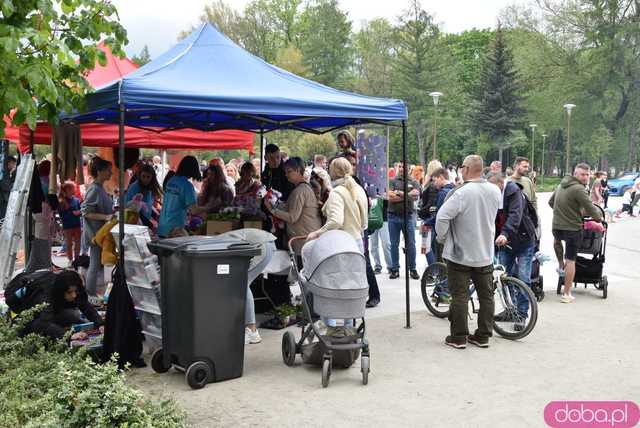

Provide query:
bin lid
left=148, top=235, right=261, bottom=257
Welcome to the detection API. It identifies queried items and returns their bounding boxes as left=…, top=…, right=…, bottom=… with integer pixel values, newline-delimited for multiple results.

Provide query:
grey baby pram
left=281, top=230, right=371, bottom=387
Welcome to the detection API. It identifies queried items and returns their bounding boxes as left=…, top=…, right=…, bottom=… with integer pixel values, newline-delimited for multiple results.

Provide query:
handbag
left=367, top=197, right=384, bottom=231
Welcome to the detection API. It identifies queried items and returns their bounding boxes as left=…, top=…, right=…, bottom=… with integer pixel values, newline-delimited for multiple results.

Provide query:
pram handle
left=288, top=236, right=308, bottom=255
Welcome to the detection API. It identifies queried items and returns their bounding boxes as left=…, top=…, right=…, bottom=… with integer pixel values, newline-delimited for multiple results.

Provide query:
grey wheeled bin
left=147, top=236, right=260, bottom=389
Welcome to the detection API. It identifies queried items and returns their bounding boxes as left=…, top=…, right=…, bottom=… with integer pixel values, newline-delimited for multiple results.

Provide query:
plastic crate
left=125, top=257, right=160, bottom=287
left=127, top=282, right=161, bottom=313
left=142, top=331, right=161, bottom=352
left=138, top=309, right=162, bottom=337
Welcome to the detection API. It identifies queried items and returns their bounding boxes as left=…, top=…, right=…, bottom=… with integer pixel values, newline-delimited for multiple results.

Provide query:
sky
left=112, top=0, right=523, bottom=58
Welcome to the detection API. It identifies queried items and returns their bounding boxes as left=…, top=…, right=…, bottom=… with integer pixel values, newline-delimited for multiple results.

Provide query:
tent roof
left=87, top=42, right=139, bottom=88
left=3, top=42, right=255, bottom=153
left=70, top=23, right=407, bottom=132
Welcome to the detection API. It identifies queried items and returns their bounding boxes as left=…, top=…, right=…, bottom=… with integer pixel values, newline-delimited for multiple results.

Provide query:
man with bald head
left=436, top=155, right=501, bottom=349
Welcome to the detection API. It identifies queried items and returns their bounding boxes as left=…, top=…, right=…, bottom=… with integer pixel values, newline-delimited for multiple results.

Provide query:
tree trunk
left=629, top=122, right=639, bottom=171
left=415, top=122, right=426, bottom=167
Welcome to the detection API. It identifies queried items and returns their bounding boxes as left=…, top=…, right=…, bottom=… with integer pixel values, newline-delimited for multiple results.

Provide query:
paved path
left=129, top=193, right=640, bottom=427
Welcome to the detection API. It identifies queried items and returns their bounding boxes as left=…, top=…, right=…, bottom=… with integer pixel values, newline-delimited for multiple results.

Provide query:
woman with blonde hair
left=307, top=157, right=368, bottom=244
left=418, top=159, right=443, bottom=265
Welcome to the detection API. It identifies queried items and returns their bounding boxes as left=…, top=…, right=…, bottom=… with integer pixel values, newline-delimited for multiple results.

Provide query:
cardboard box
left=242, top=220, right=263, bottom=230
left=206, top=220, right=240, bottom=236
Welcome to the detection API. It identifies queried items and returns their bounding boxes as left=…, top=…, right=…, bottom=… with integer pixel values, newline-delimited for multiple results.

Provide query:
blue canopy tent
left=69, top=23, right=416, bottom=327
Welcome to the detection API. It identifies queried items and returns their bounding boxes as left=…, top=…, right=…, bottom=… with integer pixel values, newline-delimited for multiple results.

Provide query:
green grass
left=535, top=176, right=562, bottom=192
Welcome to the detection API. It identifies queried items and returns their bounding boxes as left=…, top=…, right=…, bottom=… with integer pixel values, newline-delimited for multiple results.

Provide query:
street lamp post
left=563, top=103, right=576, bottom=174
left=429, top=91, right=443, bottom=159
left=541, top=133, right=547, bottom=186
left=529, top=123, right=537, bottom=170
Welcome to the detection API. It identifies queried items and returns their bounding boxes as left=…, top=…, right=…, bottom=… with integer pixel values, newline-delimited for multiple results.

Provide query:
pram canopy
left=301, top=230, right=368, bottom=318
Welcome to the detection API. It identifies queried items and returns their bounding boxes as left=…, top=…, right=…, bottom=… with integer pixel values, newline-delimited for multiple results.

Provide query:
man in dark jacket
left=425, top=167, right=455, bottom=262
left=261, top=144, right=294, bottom=202
left=487, top=172, right=536, bottom=328
left=548, top=163, right=602, bottom=303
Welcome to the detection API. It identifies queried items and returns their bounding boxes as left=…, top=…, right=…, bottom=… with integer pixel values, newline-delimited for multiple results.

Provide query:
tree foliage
left=0, top=0, right=128, bottom=137
left=177, top=0, right=640, bottom=172
left=131, top=44, right=151, bottom=66
left=469, top=26, right=526, bottom=149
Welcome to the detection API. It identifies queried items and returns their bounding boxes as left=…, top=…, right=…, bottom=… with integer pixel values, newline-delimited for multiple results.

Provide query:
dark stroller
left=281, top=230, right=370, bottom=387
left=530, top=241, right=545, bottom=302
left=556, top=206, right=608, bottom=298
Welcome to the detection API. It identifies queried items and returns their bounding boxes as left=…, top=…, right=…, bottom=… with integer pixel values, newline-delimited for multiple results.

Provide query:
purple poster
left=355, top=131, right=388, bottom=197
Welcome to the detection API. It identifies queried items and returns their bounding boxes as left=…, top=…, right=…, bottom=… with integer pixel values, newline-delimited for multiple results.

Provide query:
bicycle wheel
left=420, top=262, right=450, bottom=318
left=493, top=276, right=538, bottom=340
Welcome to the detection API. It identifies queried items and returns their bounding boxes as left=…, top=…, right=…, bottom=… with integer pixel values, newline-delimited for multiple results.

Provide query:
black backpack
left=522, top=192, right=538, bottom=229
left=5, top=270, right=55, bottom=315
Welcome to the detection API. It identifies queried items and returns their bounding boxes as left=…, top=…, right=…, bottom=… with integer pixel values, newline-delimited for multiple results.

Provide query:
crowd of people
left=2, top=128, right=638, bottom=347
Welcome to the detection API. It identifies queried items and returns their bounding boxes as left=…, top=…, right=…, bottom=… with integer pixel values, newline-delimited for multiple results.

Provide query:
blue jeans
left=388, top=213, right=416, bottom=271
left=370, top=221, right=391, bottom=270
left=497, top=242, right=534, bottom=316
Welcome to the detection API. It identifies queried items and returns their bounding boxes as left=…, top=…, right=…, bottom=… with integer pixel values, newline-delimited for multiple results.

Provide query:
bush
left=0, top=308, right=186, bottom=428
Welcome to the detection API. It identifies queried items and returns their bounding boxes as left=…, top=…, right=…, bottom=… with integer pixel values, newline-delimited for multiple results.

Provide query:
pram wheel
left=282, top=331, right=297, bottom=366
left=361, top=355, right=370, bottom=386
left=321, top=358, right=331, bottom=388
left=601, top=276, right=608, bottom=299
left=151, top=348, right=171, bottom=373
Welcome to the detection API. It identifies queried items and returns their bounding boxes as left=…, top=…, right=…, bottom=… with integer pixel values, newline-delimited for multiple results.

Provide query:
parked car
left=607, top=173, right=640, bottom=196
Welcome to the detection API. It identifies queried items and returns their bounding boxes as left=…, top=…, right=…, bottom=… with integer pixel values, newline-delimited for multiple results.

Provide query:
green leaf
left=1, top=0, right=15, bottom=18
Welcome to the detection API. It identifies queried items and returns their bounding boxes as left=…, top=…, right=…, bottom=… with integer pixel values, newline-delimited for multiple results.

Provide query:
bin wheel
left=361, top=355, right=370, bottom=386
left=321, top=358, right=331, bottom=388
left=186, top=361, right=212, bottom=390
left=601, top=276, right=608, bottom=299
left=151, top=348, right=171, bottom=374
left=282, top=331, right=296, bottom=366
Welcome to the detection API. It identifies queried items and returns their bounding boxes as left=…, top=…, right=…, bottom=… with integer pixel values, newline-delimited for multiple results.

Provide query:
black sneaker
left=514, top=322, right=525, bottom=332
left=445, top=335, right=467, bottom=349
left=373, top=267, right=382, bottom=275
left=389, top=270, right=400, bottom=279
left=493, top=311, right=516, bottom=322
left=366, top=298, right=380, bottom=308
left=410, top=269, right=420, bottom=280
left=467, top=334, right=489, bottom=348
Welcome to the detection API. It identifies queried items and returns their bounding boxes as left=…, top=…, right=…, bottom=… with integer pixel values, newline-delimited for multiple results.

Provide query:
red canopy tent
left=3, top=42, right=255, bottom=154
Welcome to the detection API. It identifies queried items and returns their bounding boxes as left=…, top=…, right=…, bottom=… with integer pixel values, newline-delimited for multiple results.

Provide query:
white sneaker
left=560, top=295, right=575, bottom=304
left=245, top=328, right=262, bottom=344
left=556, top=267, right=565, bottom=277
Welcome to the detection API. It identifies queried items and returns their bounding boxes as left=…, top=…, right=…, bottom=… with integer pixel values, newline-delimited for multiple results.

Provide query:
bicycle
left=420, top=260, right=538, bottom=340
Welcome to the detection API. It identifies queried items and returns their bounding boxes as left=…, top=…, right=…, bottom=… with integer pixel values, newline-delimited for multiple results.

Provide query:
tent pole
left=402, top=120, right=410, bottom=329
left=118, top=104, right=125, bottom=271
left=259, top=128, right=264, bottom=172
left=161, top=149, right=167, bottom=180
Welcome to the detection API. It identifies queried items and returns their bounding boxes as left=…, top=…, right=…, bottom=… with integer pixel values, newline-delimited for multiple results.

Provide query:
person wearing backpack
left=7, top=270, right=103, bottom=341
left=486, top=171, right=537, bottom=330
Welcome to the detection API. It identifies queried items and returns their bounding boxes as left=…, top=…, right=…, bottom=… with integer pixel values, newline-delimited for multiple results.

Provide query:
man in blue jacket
left=486, top=171, right=537, bottom=329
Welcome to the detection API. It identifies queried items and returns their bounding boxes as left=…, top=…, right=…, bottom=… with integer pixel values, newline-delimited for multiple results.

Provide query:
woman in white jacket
left=307, top=157, right=368, bottom=247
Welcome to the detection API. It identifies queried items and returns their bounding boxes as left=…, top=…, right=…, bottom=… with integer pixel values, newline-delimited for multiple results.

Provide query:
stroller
left=530, top=240, right=545, bottom=302
left=556, top=206, right=609, bottom=298
left=281, top=230, right=370, bottom=387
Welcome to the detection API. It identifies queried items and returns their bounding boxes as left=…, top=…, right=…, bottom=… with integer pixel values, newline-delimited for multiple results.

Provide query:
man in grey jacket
left=436, top=155, right=501, bottom=349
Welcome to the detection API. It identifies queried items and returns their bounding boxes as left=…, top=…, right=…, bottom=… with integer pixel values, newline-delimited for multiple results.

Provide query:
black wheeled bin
left=147, top=236, right=260, bottom=389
